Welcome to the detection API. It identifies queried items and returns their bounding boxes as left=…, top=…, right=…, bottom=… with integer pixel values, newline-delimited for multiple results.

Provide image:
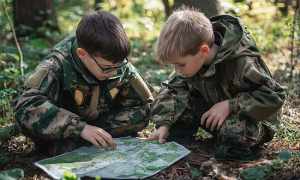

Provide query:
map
left=35, top=137, right=190, bottom=179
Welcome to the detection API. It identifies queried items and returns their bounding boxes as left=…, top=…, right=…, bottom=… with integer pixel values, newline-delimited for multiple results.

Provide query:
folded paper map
left=35, top=137, right=190, bottom=179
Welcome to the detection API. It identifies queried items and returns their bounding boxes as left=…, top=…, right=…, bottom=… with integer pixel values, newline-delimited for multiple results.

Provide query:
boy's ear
left=76, top=48, right=88, bottom=58
left=198, top=44, right=210, bottom=56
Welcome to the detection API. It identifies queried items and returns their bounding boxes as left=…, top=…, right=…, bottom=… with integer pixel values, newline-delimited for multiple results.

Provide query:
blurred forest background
left=0, top=0, right=300, bottom=179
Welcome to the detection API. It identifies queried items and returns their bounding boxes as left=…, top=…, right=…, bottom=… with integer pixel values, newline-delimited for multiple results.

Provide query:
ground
left=1, top=131, right=300, bottom=180
left=0, top=49, right=299, bottom=180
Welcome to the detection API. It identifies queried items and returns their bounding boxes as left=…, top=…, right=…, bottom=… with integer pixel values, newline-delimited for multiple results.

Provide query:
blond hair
left=156, top=7, right=214, bottom=63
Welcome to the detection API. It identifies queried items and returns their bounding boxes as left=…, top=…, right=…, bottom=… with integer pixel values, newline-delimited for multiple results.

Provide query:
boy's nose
left=175, top=69, right=184, bottom=76
left=175, top=66, right=183, bottom=73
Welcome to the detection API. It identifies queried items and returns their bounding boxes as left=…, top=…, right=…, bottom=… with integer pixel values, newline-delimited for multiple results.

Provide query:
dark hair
left=76, top=11, right=130, bottom=63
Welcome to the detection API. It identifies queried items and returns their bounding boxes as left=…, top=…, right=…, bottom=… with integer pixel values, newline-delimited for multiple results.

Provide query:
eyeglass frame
left=89, top=54, right=128, bottom=74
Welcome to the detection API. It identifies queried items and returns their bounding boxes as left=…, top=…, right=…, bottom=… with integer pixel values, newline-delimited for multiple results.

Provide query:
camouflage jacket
left=14, top=35, right=151, bottom=141
left=152, top=15, right=286, bottom=130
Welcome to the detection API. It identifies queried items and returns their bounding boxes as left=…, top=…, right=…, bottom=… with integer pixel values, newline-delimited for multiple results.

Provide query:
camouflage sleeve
left=108, top=64, right=152, bottom=128
left=151, top=75, right=190, bottom=128
left=228, top=56, right=286, bottom=121
left=14, top=57, right=86, bottom=140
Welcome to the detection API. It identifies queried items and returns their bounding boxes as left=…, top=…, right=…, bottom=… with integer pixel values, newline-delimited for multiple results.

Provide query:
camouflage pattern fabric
left=14, top=35, right=151, bottom=155
left=151, top=15, right=286, bottom=160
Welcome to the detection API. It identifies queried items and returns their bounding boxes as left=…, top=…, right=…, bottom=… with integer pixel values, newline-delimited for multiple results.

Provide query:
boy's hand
left=80, top=124, right=116, bottom=149
left=146, top=126, right=169, bottom=144
left=200, top=100, right=230, bottom=131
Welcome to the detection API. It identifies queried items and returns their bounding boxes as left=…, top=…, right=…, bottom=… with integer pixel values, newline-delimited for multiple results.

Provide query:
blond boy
left=148, top=8, right=285, bottom=160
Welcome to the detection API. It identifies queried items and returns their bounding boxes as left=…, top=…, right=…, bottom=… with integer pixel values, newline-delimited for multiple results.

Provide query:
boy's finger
left=159, top=138, right=167, bottom=144
left=106, top=138, right=116, bottom=149
left=201, top=111, right=209, bottom=125
left=112, top=141, right=117, bottom=149
left=210, top=116, right=219, bottom=131
left=98, top=128, right=113, bottom=140
left=97, top=129, right=115, bottom=147
left=96, top=132, right=112, bottom=147
left=146, top=133, right=158, bottom=141
left=158, top=135, right=166, bottom=144
left=90, top=136, right=101, bottom=148
left=205, top=114, right=214, bottom=129
left=217, top=117, right=225, bottom=130
left=158, top=132, right=168, bottom=144
left=107, top=136, right=116, bottom=149
left=94, top=134, right=108, bottom=148
left=137, top=137, right=147, bottom=140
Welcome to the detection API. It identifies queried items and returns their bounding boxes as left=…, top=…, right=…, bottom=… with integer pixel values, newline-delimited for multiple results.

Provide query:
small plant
left=0, top=88, right=17, bottom=126
left=63, top=171, right=77, bottom=180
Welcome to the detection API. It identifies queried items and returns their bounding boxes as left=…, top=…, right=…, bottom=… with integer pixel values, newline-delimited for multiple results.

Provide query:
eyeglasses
left=89, top=54, right=128, bottom=74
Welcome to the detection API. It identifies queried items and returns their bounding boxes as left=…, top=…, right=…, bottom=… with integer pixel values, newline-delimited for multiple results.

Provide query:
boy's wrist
left=66, top=117, right=87, bottom=138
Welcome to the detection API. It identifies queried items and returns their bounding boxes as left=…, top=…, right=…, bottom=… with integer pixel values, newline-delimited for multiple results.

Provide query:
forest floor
left=0, top=49, right=299, bottom=180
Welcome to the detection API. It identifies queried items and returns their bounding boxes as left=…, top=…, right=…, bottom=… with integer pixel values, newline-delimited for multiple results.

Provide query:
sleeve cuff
left=228, top=97, right=240, bottom=114
left=153, top=115, right=173, bottom=129
left=63, top=116, right=87, bottom=138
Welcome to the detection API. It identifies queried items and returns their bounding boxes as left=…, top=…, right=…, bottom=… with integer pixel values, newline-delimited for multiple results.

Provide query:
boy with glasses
left=14, top=11, right=153, bottom=155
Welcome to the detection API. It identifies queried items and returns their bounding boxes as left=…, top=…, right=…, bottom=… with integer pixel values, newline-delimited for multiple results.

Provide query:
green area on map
left=35, top=137, right=190, bottom=179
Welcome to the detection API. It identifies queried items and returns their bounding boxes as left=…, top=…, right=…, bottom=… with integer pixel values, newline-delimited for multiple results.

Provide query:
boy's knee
left=215, top=117, right=269, bottom=160
left=217, top=116, right=271, bottom=148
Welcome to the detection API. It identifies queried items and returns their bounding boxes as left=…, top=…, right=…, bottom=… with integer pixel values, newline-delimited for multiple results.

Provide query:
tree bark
left=13, top=0, right=58, bottom=35
left=162, top=0, right=172, bottom=17
left=95, top=0, right=104, bottom=10
left=173, top=0, right=223, bottom=17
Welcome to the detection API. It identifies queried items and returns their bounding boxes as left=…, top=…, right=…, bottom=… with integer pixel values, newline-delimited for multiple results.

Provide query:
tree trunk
left=13, top=0, right=58, bottom=35
left=95, top=0, right=104, bottom=10
left=173, top=0, right=223, bottom=17
left=162, top=0, right=172, bottom=17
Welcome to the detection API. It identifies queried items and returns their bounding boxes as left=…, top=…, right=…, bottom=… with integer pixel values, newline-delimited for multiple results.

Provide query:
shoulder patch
left=74, top=89, right=85, bottom=106
left=25, top=68, right=48, bottom=89
left=109, top=88, right=120, bottom=99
